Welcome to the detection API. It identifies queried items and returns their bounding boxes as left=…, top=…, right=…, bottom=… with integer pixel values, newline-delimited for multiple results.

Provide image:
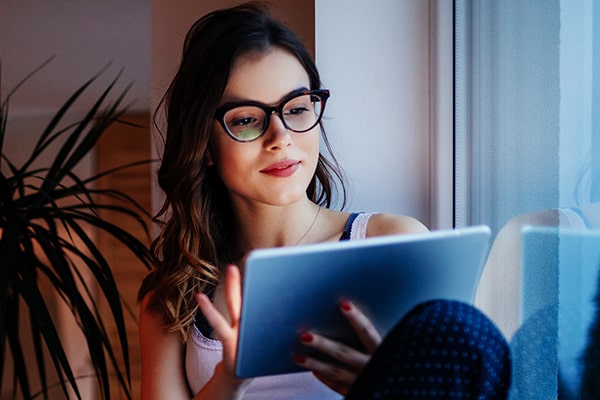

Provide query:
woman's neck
left=231, top=199, right=322, bottom=252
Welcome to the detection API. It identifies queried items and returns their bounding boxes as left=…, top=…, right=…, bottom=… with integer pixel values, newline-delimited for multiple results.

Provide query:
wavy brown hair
left=138, top=2, right=346, bottom=339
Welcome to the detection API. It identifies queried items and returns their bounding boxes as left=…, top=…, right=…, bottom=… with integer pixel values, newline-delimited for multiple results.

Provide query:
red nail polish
left=341, top=301, right=352, bottom=312
left=300, top=332, right=313, bottom=343
left=294, top=354, right=306, bottom=364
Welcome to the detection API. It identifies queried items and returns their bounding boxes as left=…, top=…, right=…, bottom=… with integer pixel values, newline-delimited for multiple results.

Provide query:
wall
left=0, top=0, right=150, bottom=118
left=315, top=0, right=433, bottom=226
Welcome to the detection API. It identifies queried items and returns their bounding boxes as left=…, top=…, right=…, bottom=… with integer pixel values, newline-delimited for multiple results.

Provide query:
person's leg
left=346, top=300, right=511, bottom=399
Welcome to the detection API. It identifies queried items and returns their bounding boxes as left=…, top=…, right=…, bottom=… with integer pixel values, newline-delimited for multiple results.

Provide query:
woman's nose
left=263, top=113, right=293, bottom=150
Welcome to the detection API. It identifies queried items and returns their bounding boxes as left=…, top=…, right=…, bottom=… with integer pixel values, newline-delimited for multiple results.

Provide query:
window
left=455, top=0, right=600, bottom=398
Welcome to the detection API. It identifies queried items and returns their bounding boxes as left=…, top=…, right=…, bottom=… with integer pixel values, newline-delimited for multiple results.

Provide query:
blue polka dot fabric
left=508, top=304, right=558, bottom=400
left=346, top=300, right=511, bottom=399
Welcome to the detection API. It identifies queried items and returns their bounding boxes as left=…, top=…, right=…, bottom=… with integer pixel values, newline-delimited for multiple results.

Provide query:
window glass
left=455, top=0, right=600, bottom=398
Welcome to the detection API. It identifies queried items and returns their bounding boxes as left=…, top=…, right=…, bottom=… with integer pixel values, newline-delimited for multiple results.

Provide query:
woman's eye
left=286, top=107, right=310, bottom=116
left=284, top=95, right=314, bottom=116
left=231, top=116, right=258, bottom=127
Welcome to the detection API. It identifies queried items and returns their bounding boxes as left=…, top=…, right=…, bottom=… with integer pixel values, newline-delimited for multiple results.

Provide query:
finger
left=196, top=292, right=238, bottom=372
left=195, top=293, right=231, bottom=338
left=294, top=353, right=356, bottom=388
left=224, top=265, right=242, bottom=324
left=312, top=373, right=351, bottom=396
left=300, top=332, right=370, bottom=369
left=340, top=300, right=381, bottom=353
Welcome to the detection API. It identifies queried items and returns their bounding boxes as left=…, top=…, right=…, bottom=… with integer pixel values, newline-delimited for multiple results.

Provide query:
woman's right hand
left=195, top=265, right=252, bottom=397
left=294, top=300, right=382, bottom=395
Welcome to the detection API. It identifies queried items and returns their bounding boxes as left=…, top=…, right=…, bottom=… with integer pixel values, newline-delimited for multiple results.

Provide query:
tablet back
left=236, top=225, right=491, bottom=378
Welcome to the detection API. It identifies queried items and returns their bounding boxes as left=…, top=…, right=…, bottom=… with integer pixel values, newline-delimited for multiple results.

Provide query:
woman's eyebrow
left=219, top=86, right=310, bottom=108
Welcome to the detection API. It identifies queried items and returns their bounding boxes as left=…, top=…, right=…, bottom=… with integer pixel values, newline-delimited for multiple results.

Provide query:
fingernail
left=294, top=354, right=306, bottom=364
left=300, top=332, right=313, bottom=343
left=341, top=301, right=352, bottom=312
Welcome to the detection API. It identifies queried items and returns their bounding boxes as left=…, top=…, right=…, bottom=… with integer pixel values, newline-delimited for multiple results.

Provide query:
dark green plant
left=0, top=59, right=154, bottom=399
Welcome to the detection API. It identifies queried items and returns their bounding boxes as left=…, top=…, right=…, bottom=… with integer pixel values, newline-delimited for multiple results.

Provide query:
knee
left=383, top=300, right=511, bottom=398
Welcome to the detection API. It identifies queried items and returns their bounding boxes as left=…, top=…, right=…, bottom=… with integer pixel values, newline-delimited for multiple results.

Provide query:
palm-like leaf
left=0, top=63, right=154, bottom=399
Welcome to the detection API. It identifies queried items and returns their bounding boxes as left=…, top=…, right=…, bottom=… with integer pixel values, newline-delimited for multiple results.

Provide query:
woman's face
left=210, top=47, right=320, bottom=208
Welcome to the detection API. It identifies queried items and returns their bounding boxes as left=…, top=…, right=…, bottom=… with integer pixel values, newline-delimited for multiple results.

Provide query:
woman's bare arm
left=140, top=289, right=250, bottom=400
left=139, top=295, right=193, bottom=399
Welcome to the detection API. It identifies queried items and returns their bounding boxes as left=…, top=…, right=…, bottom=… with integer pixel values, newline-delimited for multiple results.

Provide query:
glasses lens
left=223, top=106, right=266, bottom=141
left=282, top=93, right=324, bottom=132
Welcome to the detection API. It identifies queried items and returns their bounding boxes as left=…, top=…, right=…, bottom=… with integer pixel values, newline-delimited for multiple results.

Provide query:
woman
left=139, top=3, right=511, bottom=399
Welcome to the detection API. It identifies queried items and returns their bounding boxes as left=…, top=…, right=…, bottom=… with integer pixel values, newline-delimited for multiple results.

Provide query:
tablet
left=235, top=225, right=492, bottom=378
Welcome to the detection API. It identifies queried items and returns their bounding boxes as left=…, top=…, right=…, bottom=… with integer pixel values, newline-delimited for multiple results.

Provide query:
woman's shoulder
left=139, top=290, right=161, bottom=323
left=139, top=290, right=187, bottom=347
left=365, top=213, right=429, bottom=237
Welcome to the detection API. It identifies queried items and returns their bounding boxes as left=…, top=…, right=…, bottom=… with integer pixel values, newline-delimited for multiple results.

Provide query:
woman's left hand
left=293, top=301, right=382, bottom=395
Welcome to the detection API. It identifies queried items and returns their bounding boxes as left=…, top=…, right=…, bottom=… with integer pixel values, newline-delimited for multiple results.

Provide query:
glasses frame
left=214, top=89, right=330, bottom=142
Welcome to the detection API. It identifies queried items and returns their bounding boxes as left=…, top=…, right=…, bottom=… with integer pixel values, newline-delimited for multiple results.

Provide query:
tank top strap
left=349, top=212, right=373, bottom=240
left=339, top=213, right=361, bottom=241
left=340, top=212, right=364, bottom=241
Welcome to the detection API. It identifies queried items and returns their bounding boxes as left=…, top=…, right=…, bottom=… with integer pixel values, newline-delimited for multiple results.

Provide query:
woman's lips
left=260, top=160, right=300, bottom=177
